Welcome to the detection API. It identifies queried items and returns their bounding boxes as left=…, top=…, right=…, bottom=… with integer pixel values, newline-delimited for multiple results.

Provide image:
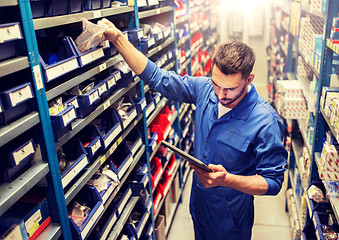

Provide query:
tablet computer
left=161, top=140, right=212, bottom=172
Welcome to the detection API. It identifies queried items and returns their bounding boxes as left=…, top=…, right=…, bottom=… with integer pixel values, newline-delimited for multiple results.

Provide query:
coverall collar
left=209, top=82, right=258, bottom=121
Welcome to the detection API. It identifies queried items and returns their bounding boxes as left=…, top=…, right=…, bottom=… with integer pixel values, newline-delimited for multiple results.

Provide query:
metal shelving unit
left=0, top=0, right=220, bottom=238
left=33, top=6, right=134, bottom=30
left=139, top=6, right=173, bottom=19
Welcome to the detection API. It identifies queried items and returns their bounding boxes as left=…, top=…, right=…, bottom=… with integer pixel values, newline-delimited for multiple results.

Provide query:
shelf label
left=0, top=24, right=22, bottom=43
left=62, top=107, right=76, bottom=127
left=114, top=71, right=122, bottom=81
left=132, top=138, right=142, bottom=156
left=90, top=139, right=101, bottom=156
left=33, top=65, right=44, bottom=90
left=97, top=83, right=107, bottom=96
left=2, top=224, right=22, bottom=240
left=9, top=84, right=33, bottom=107
left=46, top=58, right=78, bottom=81
left=93, top=10, right=102, bottom=18
left=13, top=140, right=35, bottom=165
left=117, top=137, right=123, bottom=145
left=104, top=125, right=122, bottom=148
left=88, top=90, right=99, bottom=105
left=100, top=156, right=106, bottom=165
left=103, top=100, right=110, bottom=110
left=25, top=210, right=42, bottom=237
left=62, top=156, right=88, bottom=188
left=99, top=62, right=107, bottom=72
left=80, top=48, right=104, bottom=66
left=67, top=98, right=79, bottom=108
left=107, top=76, right=116, bottom=89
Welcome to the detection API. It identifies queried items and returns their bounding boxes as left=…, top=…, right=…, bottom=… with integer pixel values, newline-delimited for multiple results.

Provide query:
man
left=99, top=18, right=287, bottom=240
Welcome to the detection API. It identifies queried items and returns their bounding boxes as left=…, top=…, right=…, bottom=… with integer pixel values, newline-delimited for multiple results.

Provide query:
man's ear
left=246, top=74, right=255, bottom=85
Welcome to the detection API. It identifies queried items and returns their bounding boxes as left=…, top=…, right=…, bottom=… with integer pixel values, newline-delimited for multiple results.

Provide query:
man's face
left=211, top=66, right=254, bottom=108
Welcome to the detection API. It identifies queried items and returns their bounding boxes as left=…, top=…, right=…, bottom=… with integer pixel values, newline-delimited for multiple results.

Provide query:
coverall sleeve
left=254, top=118, right=288, bottom=195
left=138, top=60, right=201, bottom=104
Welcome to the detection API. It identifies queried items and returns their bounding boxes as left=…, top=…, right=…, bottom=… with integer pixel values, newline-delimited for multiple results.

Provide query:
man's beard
left=217, top=83, right=248, bottom=107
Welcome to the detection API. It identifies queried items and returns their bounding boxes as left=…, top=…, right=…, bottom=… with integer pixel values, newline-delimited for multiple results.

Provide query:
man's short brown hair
left=212, top=40, right=255, bottom=79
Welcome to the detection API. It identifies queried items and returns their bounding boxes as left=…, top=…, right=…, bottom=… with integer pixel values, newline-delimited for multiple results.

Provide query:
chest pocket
left=212, top=131, right=252, bottom=173
left=217, top=131, right=250, bottom=153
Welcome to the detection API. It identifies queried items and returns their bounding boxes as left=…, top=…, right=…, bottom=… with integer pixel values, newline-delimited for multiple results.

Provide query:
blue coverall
left=139, top=60, right=288, bottom=240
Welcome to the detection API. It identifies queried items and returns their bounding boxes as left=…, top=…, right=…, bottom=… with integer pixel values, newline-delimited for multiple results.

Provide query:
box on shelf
left=69, top=185, right=104, bottom=240
left=0, top=138, right=35, bottom=183
left=145, top=91, right=156, bottom=118
left=125, top=129, right=143, bottom=156
left=78, top=125, right=102, bottom=160
left=93, top=108, right=122, bottom=149
left=108, top=141, right=134, bottom=180
left=158, top=170, right=172, bottom=197
left=148, top=132, right=158, bottom=153
left=102, top=40, right=118, bottom=58
left=0, top=82, right=34, bottom=126
left=112, top=185, right=132, bottom=216
left=38, top=37, right=79, bottom=82
left=150, top=157, right=163, bottom=189
left=0, top=217, right=29, bottom=240
left=67, top=36, right=105, bottom=67
left=155, top=214, right=165, bottom=240
left=48, top=0, right=69, bottom=16
left=114, top=96, right=137, bottom=129
left=90, top=204, right=117, bottom=240
left=51, top=103, right=77, bottom=141
left=113, top=62, right=134, bottom=88
left=128, top=199, right=151, bottom=238
left=30, top=0, right=48, bottom=18
left=132, top=97, right=146, bottom=115
left=0, top=22, right=23, bottom=44
left=59, top=138, right=88, bottom=188
left=69, top=0, right=83, bottom=13
left=150, top=114, right=172, bottom=143
left=153, top=187, right=162, bottom=214
left=2, top=193, right=51, bottom=240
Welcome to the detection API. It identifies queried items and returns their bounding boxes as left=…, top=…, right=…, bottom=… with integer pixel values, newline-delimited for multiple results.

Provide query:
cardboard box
left=155, top=215, right=165, bottom=240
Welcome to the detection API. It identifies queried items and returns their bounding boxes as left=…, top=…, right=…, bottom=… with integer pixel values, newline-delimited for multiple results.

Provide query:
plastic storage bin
left=2, top=194, right=50, bottom=240
left=0, top=82, right=34, bottom=125
left=132, top=97, right=146, bottom=114
left=0, top=22, right=23, bottom=44
left=0, top=217, right=29, bottom=240
left=0, top=138, right=35, bottom=183
left=94, top=108, right=122, bottom=149
left=38, top=37, right=79, bottom=82
left=71, top=82, right=100, bottom=118
left=125, top=129, right=143, bottom=156
left=78, top=125, right=102, bottom=160
left=113, top=185, right=132, bottom=216
left=114, top=96, right=137, bottom=129
left=97, top=163, right=118, bottom=204
left=128, top=200, right=151, bottom=238
left=60, top=138, right=88, bottom=188
left=69, top=0, right=84, bottom=13
left=30, top=0, right=48, bottom=18
left=148, top=132, right=158, bottom=153
left=50, top=103, right=77, bottom=141
left=69, top=185, right=104, bottom=240
left=145, top=91, right=155, bottom=118
left=67, top=36, right=105, bottom=67
left=150, top=114, right=171, bottom=143
left=150, top=157, right=163, bottom=189
left=108, top=141, right=134, bottom=180
left=90, top=204, right=117, bottom=240
left=49, top=0, right=69, bottom=16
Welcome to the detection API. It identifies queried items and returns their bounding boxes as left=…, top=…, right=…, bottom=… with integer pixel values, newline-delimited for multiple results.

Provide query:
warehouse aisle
left=168, top=171, right=291, bottom=240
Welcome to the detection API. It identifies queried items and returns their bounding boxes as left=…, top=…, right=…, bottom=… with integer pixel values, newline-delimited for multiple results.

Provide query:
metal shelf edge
left=0, top=56, right=29, bottom=78
left=0, top=161, right=49, bottom=215
left=0, top=111, right=40, bottom=147
left=139, top=6, right=173, bottom=19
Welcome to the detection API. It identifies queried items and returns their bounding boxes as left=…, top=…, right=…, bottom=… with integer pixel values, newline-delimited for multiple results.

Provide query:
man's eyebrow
left=211, top=79, right=239, bottom=90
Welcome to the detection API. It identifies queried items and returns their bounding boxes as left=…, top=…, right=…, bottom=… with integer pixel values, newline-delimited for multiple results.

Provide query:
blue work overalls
left=139, top=60, right=288, bottom=240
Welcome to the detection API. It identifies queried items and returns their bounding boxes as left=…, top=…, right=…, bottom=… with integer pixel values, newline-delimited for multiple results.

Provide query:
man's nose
left=218, top=88, right=228, bottom=99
